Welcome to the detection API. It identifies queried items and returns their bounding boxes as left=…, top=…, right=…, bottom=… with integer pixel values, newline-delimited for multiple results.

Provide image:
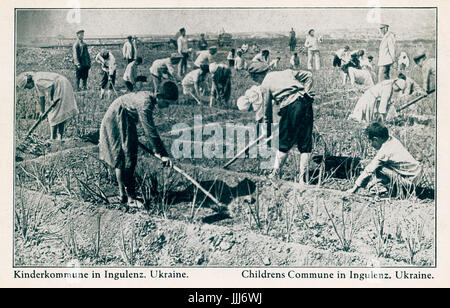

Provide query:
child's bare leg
left=115, top=168, right=128, bottom=202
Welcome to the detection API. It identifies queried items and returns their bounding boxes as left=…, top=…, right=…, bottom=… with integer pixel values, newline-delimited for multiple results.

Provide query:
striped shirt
left=260, top=69, right=313, bottom=109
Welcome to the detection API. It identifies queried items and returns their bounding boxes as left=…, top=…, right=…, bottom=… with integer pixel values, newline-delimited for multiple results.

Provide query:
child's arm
left=346, top=153, right=384, bottom=194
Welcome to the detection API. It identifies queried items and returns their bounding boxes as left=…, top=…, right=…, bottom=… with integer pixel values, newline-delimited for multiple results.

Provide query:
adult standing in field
left=149, top=53, right=182, bottom=94
left=194, top=46, right=217, bottom=68
left=99, top=81, right=178, bottom=208
left=16, top=72, right=79, bottom=141
left=209, top=63, right=232, bottom=107
left=304, top=29, right=320, bottom=71
left=123, top=56, right=148, bottom=92
left=198, top=33, right=208, bottom=51
left=72, top=29, right=91, bottom=91
left=378, top=24, right=396, bottom=82
left=345, top=122, right=422, bottom=197
left=260, top=69, right=315, bottom=184
left=122, top=35, right=137, bottom=64
left=95, top=50, right=117, bottom=100
left=349, top=74, right=407, bottom=123
left=289, top=28, right=297, bottom=52
left=177, top=28, right=190, bottom=79
left=413, top=50, right=436, bottom=94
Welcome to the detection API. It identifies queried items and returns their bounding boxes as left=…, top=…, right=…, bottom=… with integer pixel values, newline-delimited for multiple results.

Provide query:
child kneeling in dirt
left=345, top=122, right=422, bottom=197
left=98, top=81, right=178, bottom=208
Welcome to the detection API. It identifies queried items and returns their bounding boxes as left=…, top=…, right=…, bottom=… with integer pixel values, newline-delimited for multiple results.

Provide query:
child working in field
left=99, top=81, right=178, bottom=208
left=149, top=53, right=182, bottom=95
left=16, top=72, right=79, bottom=141
left=123, top=56, right=148, bottom=92
left=95, top=50, right=117, bottom=99
left=209, top=63, right=232, bottom=107
left=349, top=73, right=407, bottom=123
left=345, top=122, right=422, bottom=197
left=237, top=62, right=271, bottom=139
left=181, top=65, right=210, bottom=104
left=260, top=68, right=315, bottom=184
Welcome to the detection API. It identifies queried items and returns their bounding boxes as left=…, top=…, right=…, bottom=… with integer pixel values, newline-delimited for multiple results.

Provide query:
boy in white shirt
left=95, top=50, right=117, bottom=99
left=346, top=122, right=422, bottom=196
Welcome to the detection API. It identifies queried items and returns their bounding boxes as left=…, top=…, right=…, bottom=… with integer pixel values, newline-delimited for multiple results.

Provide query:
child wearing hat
left=72, top=30, right=91, bottom=91
left=378, top=24, right=396, bottom=81
left=16, top=71, right=79, bottom=141
left=98, top=81, right=179, bottom=208
left=349, top=73, right=407, bottom=123
left=304, top=29, right=321, bottom=71
left=123, top=57, right=147, bottom=92
left=95, top=50, right=117, bottom=99
left=149, top=53, right=182, bottom=95
left=345, top=122, right=422, bottom=197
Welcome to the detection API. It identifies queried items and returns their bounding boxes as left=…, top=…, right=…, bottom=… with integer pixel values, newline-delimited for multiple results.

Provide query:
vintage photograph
left=14, top=7, right=436, bottom=268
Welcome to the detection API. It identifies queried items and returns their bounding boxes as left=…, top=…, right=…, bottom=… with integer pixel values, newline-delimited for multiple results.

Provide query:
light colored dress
left=99, top=91, right=168, bottom=169
left=31, top=72, right=79, bottom=126
left=349, top=79, right=395, bottom=123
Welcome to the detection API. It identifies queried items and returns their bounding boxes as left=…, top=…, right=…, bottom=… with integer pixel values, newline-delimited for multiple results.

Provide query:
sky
left=16, top=8, right=436, bottom=39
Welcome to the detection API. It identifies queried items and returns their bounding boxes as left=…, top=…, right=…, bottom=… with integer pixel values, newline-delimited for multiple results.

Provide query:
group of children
left=16, top=26, right=435, bottom=208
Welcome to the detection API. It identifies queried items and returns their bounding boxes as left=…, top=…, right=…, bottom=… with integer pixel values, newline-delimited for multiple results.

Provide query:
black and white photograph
left=3, top=0, right=448, bottom=289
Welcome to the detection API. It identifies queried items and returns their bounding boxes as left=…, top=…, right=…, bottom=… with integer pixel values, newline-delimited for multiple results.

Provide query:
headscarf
left=16, top=72, right=33, bottom=88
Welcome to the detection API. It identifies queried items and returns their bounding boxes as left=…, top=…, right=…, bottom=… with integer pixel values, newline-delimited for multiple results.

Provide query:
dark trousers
left=75, top=66, right=90, bottom=89
left=278, top=96, right=314, bottom=153
left=125, top=76, right=147, bottom=92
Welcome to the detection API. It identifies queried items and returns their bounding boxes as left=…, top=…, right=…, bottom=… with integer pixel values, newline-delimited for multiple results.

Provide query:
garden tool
left=396, top=89, right=435, bottom=112
left=138, top=141, right=227, bottom=211
left=223, top=123, right=279, bottom=169
left=25, top=98, right=61, bottom=139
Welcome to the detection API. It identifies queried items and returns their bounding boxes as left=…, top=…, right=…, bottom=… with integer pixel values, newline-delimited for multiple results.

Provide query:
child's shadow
left=172, top=178, right=256, bottom=223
